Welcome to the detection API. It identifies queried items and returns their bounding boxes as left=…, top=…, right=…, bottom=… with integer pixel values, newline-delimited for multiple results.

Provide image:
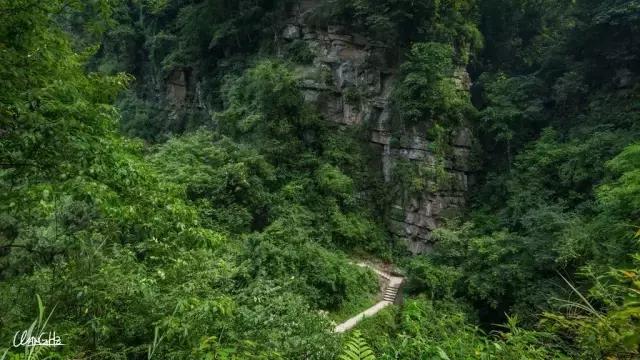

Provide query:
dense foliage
left=0, top=1, right=381, bottom=358
left=1, top=0, right=639, bottom=358
left=92, top=0, right=299, bottom=141
left=392, top=0, right=640, bottom=358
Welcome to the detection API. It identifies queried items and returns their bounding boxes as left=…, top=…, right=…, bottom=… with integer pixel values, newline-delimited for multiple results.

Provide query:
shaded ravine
left=334, top=263, right=405, bottom=333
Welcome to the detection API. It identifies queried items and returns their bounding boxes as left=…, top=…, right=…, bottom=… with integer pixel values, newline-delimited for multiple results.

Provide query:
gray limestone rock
left=282, top=24, right=301, bottom=40
left=452, top=127, right=473, bottom=148
left=280, top=20, right=474, bottom=255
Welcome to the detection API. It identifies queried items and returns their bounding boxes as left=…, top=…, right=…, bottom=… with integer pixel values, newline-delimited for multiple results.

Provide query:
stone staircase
left=334, top=263, right=404, bottom=333
left=382, top=282, right=400, bottom=303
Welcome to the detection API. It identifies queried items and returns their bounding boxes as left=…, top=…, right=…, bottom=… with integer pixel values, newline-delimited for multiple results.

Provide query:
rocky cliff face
left=160, top=1, right=475, bottom=254
left=281, top=1, right=475, bottom=254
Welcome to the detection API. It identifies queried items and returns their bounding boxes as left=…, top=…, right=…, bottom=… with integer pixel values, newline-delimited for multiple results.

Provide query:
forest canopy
left=1, top=0, right=639, bottom=359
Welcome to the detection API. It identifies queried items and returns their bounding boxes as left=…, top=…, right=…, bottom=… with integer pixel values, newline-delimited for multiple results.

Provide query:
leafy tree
left=358, top=298, right=567, bottom=359
left=149, top=130, right=275, bottom=233
left=478, top=0, right=572, bottom=72
left=309, top=0, right=482, bottom=51
left=394, top=42, right=471, bottom=127
left=218, top=60, right=325, bottom=167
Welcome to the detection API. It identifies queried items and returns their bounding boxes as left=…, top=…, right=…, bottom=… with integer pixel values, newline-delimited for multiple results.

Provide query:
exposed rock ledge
left=280, top=5, right=475, bottom=254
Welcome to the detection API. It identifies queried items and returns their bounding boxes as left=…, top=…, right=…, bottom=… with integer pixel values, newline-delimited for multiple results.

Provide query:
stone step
left=383, top=285, right=399, bottom=302
left=334, top=264, right=405, bottom=333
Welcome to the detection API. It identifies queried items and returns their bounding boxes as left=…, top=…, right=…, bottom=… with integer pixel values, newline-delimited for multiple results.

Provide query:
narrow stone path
left=334, top=263, right=404, bottom=333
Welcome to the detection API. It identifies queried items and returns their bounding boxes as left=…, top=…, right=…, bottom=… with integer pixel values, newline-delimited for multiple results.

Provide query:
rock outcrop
left=166, top=68, right=190, bottom=107
left=282, top=2, right=475, bottom=254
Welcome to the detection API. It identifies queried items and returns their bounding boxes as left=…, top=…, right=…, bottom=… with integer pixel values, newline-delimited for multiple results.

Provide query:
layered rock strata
left=281, top=2, right=474, bottom=254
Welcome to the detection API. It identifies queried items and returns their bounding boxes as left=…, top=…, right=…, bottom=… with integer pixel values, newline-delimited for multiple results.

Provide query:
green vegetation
left=0, top=2, right=380, bottom=358
left=338, top=331, right=376, bottom=360
left=1, top=0, right=639, bottom=358
left=382, top=0, right=640, bottom=358
left=308, top=0, right=482, bottom=51
left=394, top=42, right=470, bottom=127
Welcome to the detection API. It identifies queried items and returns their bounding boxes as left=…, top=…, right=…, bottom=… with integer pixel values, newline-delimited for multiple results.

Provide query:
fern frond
left=338, top=331, right=376, bottom=360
